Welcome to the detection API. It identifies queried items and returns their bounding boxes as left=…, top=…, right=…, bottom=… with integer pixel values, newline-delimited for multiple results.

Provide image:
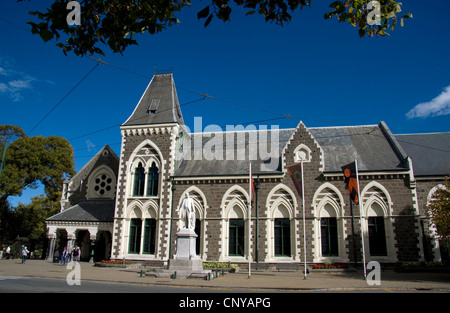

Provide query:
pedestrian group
left=60, top=245, right=81, bottom=265
left=1, top=244, right=81, bottom=265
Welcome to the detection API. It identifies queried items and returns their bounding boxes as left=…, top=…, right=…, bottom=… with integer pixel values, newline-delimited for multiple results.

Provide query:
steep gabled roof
left=122, top=73, right=184, bottom=127
left=69, top=144, right=119, bottom=188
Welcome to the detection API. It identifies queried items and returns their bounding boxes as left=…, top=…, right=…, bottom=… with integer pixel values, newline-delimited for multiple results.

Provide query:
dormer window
left=148, top=99, right=160, bottom=115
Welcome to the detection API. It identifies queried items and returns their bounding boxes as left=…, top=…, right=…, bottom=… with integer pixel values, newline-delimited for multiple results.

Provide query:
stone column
left=47, top=234, right=56, bottom=262
left=89, top=232, right=97, bottom=263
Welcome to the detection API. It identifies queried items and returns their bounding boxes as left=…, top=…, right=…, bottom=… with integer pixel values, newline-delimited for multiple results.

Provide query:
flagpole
left=248, top=162, right=252, bottom=279
left=355, top=159, right=367, bottom=279
left=301, top=160, right=307, bottom=280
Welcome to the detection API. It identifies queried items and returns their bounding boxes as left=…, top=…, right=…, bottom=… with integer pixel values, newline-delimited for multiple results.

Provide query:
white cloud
left=8, top=79, right=33, bottom=89
left=406, top=85, right=450, bottom=119
left=0, top=79, right=34, bottom=102
left=0, top=57, right=35, bottom=102
left=0, top=83, right=7, bottom=92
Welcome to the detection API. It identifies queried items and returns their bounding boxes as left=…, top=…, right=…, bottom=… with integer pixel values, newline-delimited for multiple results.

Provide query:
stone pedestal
left=168, top=228, right=203, bottom=272
left=149, top=228, right=212, bottom=279
left=173, top=228, right=198, bottom=260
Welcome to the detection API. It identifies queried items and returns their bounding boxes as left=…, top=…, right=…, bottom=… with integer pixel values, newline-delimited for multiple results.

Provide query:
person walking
left=67, top=245, right=73, bottom=263
left=21, top=245, right=29, bottom=264
left=61, top=247, right=68, bottom=265
left=72, top=246, right=81, bottom=263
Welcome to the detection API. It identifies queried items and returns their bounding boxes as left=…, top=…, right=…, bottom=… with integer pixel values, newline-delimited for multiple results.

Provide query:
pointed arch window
left=274, top=218, right=291, bottom=256
left=128, top=218, right=142, bottom=254
left=321, top=217, right=338, bottom=257
left=133, top=163, right=145, bottom=197
left=146, top=162, right=159, bottom=197
left=229, top=218, right=245, bottom=256
left=143, top=219, right=156, bottom=254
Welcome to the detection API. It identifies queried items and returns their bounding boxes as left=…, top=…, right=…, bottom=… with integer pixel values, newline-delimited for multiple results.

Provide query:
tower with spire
left=111, top=73, right=185, bottom=260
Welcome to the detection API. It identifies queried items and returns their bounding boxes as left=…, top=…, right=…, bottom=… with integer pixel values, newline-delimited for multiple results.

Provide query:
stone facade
left=46, top=145, right=119, bottom=262
left=48, top=73, right=449, bottom=266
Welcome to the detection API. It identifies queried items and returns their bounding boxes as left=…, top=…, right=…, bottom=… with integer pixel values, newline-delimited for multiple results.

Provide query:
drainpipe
left=255, top=176, right=260, bottom=263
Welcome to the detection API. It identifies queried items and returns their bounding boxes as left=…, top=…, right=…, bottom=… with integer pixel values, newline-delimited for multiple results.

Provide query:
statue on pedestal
left=176, top=192, right=196, bottom=231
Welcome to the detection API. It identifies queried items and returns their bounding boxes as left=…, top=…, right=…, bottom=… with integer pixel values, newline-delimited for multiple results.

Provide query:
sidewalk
left=1, top=259, right=450, bottom=292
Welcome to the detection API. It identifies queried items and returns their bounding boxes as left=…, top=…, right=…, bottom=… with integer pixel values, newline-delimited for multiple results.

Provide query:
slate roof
left=174, top=122, right=413, bottom=177
left=46, top=200, right=115, bottom=223
left=122, top=73, right=184, bottom=126
left=120, top=73, right=448, bottom=178
left=395, top=132, right=450, bottom=176
left=309, top=124, right=408, bottom=173
left=174, top=128, right=295, bottom=177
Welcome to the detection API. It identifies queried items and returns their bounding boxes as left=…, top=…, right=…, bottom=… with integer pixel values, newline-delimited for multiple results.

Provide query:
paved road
left=1, top=259, right=449, bottom=294
left=0, top=273, right=445, bottom=294
left=0, top=261, right=448, bottom=313
left=0, top=275, right=216, bottom=293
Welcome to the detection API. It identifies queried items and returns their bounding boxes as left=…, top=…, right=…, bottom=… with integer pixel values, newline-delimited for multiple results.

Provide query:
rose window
left=93, top=174, right=113, bottom=196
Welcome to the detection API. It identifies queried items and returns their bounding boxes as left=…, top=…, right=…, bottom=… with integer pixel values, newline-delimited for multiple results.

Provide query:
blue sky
left=1, top=0, right=450, bottom=205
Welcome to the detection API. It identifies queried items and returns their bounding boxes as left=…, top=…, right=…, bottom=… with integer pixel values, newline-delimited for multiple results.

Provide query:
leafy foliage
left=324, top=0, right=413, bottom=38
left=0, top=125, right=75, bottom=242
left=10, top=195, right=60, bottom=242
left=17, top=0, right=412, bottom=57
left=427, top=179, right=450, bottom=243
left=22, top=0, right=189, bottom=56
left=1, top=134, right=75, bottom=201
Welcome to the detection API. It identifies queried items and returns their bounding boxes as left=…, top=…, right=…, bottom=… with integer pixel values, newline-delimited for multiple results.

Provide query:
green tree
left=0, top=125, right=75, bottom=242
left=18, top=0, right=412, bottom=57
left=427, top=179, right=450, bottom=243
left=11, top=195, right=59, bottom=242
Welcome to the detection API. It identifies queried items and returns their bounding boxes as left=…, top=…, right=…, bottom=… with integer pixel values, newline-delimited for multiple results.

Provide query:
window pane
left=133, top=163, right=145, bottom=196
left=274, top=218, right=291, bottom=256
left=143, top=219, right=156, bottom=254
left=321, top=218, right=338, bottom=257
left=195, top=219, right=201, bottom=256
left=146, top=162, right=159, bottom=196
left=128, top=218, right=142, bottom=254
left=229, top=219, right=244, bottom=256
left=368, top=217, right=387, bottom=256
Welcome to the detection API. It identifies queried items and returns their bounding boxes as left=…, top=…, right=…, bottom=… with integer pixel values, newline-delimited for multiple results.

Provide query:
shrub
left=203, top=262, right=238, bottom=269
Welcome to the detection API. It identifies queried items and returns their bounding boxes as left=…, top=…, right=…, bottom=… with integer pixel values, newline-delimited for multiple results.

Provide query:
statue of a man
left=176, top=192, right=196, bottom=230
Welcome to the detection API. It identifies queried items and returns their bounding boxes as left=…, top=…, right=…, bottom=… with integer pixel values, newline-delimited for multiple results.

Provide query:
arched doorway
left=76, top=230, right=91, bottom=261
left=56, top=229, right=68, bottom=255
left=95, top=231, right=112, bottom=262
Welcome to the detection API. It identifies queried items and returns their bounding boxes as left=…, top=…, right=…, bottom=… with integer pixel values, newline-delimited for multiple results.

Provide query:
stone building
left=46, top=145, right=119, bottom=262
left=46, top=73, right=450, bottom=265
